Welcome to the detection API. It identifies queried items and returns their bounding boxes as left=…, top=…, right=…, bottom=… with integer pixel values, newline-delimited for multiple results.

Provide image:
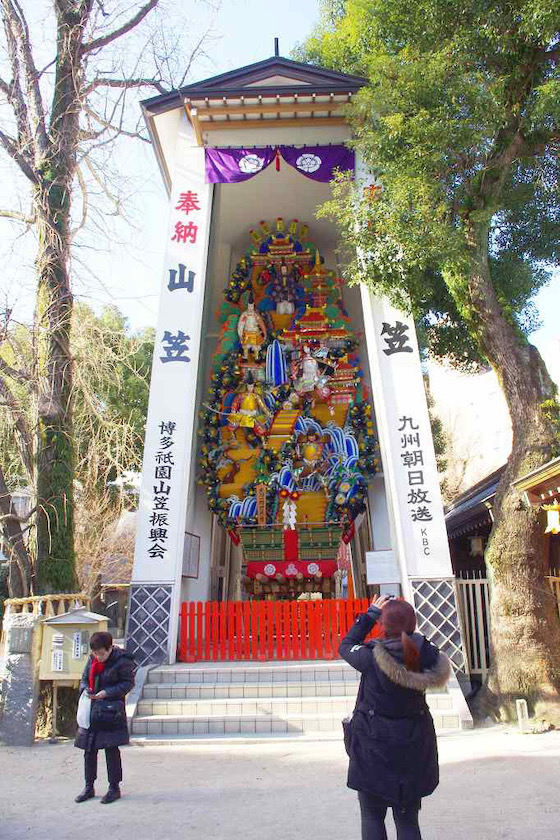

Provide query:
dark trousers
left=358, top=791, right=422, bottom=840
left=84, top=747, right=122, bottom=786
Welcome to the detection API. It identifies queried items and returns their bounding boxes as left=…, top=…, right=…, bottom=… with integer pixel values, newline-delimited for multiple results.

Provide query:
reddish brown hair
left=380, top=600, right=421, bottom=672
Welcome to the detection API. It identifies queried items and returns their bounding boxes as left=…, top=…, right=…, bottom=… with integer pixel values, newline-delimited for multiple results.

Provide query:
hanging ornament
left=275, top=147, right=281, bottom=172
left=543, top=504, right=560, bottom=535
left=282, top=495, right=297, bottom=529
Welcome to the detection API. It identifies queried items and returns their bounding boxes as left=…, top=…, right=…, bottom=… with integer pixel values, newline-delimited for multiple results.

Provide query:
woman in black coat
left=340, top=594, right=451, bottom=840
left=74, top=631, right=135, bottom=804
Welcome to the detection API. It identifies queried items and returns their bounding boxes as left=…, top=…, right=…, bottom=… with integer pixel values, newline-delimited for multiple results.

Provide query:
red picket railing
left=178, top=598, right=381, bottom=662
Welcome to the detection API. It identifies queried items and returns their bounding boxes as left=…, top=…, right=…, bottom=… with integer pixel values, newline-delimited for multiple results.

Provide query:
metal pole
left=52, top=682, right=58, bottom=738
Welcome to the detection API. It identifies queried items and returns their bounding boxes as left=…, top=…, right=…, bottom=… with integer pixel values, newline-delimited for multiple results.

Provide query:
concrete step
left=132, top=709, right=462, bottom=738
left=138, top=695, right=356, bottom=717
left=131, top=658, right=471, bottom=741
left=147, top=661, right=360, bottom=685
left=142, top=680, right=359, bottom=700
left=137, top=692, right=454, bottom=717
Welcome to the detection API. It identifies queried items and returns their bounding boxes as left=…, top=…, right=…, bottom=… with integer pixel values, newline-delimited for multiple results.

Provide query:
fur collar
left=373, top=644, right=451, bottom=692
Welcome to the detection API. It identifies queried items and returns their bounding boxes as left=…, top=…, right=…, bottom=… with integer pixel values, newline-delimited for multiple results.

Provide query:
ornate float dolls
left=237, top=292, right=267, bottom=360
left=227, top=374, right=271, bottom=437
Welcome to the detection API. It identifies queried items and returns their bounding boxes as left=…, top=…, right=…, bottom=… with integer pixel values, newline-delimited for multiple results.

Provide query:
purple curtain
left=279, top=145, right=354, bottom=182
left=204, top=145, right=354, bottom=184
left=205, top=147, right=276, bottom=183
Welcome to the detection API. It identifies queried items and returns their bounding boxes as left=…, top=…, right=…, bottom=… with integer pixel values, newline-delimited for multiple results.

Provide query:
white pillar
left=357, top=152, right=465, bottom=669
left=127, top=145, right=213, bottom=665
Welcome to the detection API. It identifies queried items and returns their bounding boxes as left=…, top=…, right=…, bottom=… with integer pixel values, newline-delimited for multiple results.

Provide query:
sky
left=0, top=0, right=558, bottom=382
left=84, top=0, right=325, bottom=332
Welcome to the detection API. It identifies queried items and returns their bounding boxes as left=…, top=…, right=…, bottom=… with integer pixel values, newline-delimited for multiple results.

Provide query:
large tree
left=300, top=0, right=560, bottom=720
left=0, top=1, right=212, bottom=593
left=0, top=302, right=153, bottom=596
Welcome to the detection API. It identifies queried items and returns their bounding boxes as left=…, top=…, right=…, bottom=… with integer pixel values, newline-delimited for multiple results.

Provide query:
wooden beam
left=201, top=116, right=347, bottom=131
left=184, top=102, right=204, bottom=147
left=195, top=101, right=348, bottom=117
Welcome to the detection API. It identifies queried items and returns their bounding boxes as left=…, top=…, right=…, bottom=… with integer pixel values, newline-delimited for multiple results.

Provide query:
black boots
left=75, top=784, right=121, bottom=803
left=100, top=784, right=121, bottom=804
left=75, top=785, right=95, bottom=803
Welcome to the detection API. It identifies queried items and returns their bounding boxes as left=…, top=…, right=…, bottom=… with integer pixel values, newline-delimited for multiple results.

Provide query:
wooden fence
left=2, top=593, right=90, bottom=618
left=548, top=571, right=560, bottom=620
left=455, top=576, right=491, bottom=678
left=456, top=573, right=560, bottom=679
left=178, top=598, right=380, bottom=663
left=179, top=577, right=560, bottom=668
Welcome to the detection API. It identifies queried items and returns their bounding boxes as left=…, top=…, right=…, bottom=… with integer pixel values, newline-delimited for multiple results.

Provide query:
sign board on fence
left=256, top=483, right=267, bottom=526
left=182, top=532, right=200, bottom=578
left=366, top=550, right=401, bottom=584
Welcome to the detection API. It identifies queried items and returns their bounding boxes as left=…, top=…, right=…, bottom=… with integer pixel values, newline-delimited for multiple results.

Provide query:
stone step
left=147, top=661, right=360, bottom=685
left=137, top=693, right=453, bottom=718
left=138, top=695, right=356, bottom=717
left=132, top=709, right=462, bottom=738
left=142, top=680, right=359, bottom=700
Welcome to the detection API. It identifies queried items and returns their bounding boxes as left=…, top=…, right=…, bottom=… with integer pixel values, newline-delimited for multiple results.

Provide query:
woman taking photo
left=74, top=631, right=135, bottom=804
left=340, top=594, right=451, bottom=840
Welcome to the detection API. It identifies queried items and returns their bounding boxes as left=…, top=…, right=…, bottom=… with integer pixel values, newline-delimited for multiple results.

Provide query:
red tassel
left=275, top=147, right=281, bottom=171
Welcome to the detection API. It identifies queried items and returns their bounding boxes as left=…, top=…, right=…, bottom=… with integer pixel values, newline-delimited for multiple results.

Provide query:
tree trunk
left=33, top=4, right=91, bottom=593
left=34, top=176, right=76, bottom=594
left=0, top=466, right=32, bottom=597
left=463, top=224, right=560, bottom=722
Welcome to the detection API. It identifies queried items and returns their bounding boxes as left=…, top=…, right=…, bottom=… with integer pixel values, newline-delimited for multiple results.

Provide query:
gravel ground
left=1, top=725, right=559, bottom=840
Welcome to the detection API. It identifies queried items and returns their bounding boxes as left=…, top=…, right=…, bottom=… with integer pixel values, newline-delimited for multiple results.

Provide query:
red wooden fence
left=178, top=598, right=380, bottom=662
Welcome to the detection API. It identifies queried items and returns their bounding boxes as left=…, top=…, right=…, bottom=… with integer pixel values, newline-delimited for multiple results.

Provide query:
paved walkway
left=1, top=725, right=559, bottom=840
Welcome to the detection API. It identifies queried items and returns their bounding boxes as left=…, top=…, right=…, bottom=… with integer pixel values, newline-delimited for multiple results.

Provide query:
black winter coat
left=340, top=607, right=451, bottom=807
left=75, top=646, right=135, bottom=751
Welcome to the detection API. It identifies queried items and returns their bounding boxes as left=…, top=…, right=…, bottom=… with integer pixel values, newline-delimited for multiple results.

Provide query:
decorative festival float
left=127, top=52, right=465, bottom=672
left=198, top=219, right=379, bottom=600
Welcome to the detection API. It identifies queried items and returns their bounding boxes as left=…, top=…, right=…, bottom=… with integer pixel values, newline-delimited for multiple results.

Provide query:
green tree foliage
left=300, top=0, right=560, bottom=719
left=72, top=304, right=153, bottom=484
left=0, top=304, right=152, bottom=594
left=302, top=0, right=559, bottom=366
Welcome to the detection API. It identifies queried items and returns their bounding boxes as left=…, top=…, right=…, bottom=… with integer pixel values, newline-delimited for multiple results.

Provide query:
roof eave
left=143, top=83, right=363, bottom=117
left=141, top=102, right=172, bottom=195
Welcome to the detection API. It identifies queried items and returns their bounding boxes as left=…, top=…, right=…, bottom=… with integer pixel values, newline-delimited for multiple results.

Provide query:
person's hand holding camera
left=370, top=593, right=394, bottom=611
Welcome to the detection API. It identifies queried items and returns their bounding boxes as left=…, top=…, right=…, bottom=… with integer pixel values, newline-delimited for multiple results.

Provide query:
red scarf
left=89, top=657, right=106, bottom=693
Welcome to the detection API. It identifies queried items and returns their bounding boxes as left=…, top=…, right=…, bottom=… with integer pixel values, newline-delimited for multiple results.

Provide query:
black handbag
left=90, top=698, right=126, bottom=730
left=342, top=673, right=366, bottom=757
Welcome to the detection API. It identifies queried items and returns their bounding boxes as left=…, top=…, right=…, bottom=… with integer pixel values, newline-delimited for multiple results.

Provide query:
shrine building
left=126, top=52, right=466, bottom=672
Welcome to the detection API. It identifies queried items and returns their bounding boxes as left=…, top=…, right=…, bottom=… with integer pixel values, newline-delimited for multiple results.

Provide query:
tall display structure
left=127, top=55, right=465, bottom=670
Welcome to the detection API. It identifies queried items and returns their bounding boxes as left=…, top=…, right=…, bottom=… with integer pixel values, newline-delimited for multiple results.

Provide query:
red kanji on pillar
left=171, top=221, right=198, bottom=244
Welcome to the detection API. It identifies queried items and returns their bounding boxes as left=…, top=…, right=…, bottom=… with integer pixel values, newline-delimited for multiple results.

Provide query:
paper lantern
left=543, top=504, right=560, bottom=535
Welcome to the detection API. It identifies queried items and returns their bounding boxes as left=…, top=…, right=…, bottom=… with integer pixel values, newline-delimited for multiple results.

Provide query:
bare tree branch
left=0, top=208, right=35, bottom=224
left=71, top=164, right=88, bottom=237
left=0, top=371, right=34, bottom=480
left=0, top=126, right=39, bottom=182
left=83, top=75, right=167, bottom=97
left=0, top=355, right=31, bottom=385
left=0, top=461, right=32, bottom=596
left=83, top=104, right=150, bottom=141
left=81, top=0, right=159, bottom=55
left=0, top=503, right=36, bottom=523
left=0, top=13, right=35, bottom=163
left=2, top=0, right=49, bottom=154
